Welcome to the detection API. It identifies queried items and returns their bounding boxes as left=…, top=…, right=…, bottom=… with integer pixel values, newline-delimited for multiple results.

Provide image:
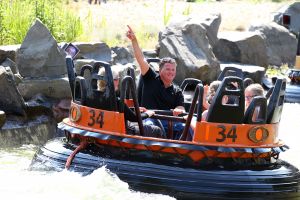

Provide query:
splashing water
left=0, top=148, right=175, bottom=200
left=0, top=103, right=299, bottom=200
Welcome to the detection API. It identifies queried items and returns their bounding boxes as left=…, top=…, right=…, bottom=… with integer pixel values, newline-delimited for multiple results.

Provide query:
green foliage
left=98, top=23, right=158, bottom=49
left=0, top=0, right=82, bottom=45
left=0, top=1, right=7, bottom=44
left=0, top=0, right=32, bottom=44
left=134, top=23, right=158, bottom=48
left=183, top=4, right=192, bottom=16
left=163, top=0, right=173, bottom=25
left=266, top=64, right=289, bottom=77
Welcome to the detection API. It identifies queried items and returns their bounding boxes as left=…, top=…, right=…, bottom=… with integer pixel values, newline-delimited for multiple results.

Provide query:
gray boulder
left=159, top=16, right=220, bottom=83
left=0, top=114, right=57, bottom=147
left=0, top=45, right=19, bottom=63
left=273, top=2, right=300, bottom=35
left=213, top=31, right=268, bottom=68
left=111, top=46, right=134, bottom=65
left=1, top=58, right=19, bottom=74
left=0, top=66, right=26, bottom=116
left=15, top=19, right=72, bottom=99
left=0, top=58, right=23, bottom=85
left=16, top=19, right=67, bottom=78
left=18, top=77, right=72, bottom=100
left=199, top=13, right=221, bottom=48
left=249, top=22, right=297, bottom=67
left=74, top=42, right=111, bottom=62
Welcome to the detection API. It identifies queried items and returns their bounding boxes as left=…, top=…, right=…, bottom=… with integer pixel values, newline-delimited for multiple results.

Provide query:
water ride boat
left=30, top=56, right=300, bottom=200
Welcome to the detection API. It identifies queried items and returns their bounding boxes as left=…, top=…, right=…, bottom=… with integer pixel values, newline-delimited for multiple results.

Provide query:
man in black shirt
left=126, top=25, right=187, bottom=139
left=141, top=64, right=184, bottom=111
left=126, top=25, right=185, bottom=115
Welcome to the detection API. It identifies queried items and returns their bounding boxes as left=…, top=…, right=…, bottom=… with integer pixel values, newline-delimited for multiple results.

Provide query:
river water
left=0, top=103, right=299, bottom=200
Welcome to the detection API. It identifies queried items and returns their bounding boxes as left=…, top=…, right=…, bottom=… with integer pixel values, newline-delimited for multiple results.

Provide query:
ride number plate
left=215, top=125, right=237, bottom=143
left=87, top=109, right=104, bottom=128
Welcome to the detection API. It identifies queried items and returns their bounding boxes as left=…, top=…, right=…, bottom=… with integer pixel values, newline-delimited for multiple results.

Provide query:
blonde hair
left=206, top=80, right=222, bottom=104
left=245, top=83, right=264, bottom=96
left=209, top=80, right=222, bottom=94
left=97, top=68, right=106, bottom=92
left=97, top=67, right=120, bottom=92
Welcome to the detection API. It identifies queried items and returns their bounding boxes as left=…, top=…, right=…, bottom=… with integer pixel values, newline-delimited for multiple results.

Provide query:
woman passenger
left=244, top=83, right=264, bottom=121
left=244, top=83, right=264, bottom=110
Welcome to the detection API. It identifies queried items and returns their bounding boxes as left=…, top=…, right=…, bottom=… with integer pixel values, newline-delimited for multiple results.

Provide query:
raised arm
left=126, top=25, right=150, bottom=76
left=203, top=85, right=210, bottom=110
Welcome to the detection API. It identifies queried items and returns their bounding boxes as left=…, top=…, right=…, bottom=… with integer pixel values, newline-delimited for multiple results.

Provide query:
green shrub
left=266, top=64, right=289, bottom=78
left=0, top=0, right=82, bottom=45
left=163, top=0, right=173, bottom=25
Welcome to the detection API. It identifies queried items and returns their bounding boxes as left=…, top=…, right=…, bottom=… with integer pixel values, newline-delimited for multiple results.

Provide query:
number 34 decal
left=216, top=125, right=237, bottom=142
left=88, top=110, right=104, bottom=128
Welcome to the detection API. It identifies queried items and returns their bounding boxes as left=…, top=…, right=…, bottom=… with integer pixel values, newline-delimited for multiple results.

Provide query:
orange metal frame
left=67, top=102, right=126, bottom=134
left=193, top=121, right=280, bottom=148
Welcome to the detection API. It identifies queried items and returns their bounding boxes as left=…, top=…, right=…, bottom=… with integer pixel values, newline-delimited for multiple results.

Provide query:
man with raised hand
left=126, top=25, right=186, bottom=139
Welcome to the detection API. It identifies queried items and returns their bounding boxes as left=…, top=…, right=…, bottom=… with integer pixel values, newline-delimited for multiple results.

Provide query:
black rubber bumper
left=30, top=138, right=300, bottom=200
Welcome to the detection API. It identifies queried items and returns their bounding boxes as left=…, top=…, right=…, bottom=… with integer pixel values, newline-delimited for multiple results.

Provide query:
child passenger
left=202, top=80, right=229, bottom=121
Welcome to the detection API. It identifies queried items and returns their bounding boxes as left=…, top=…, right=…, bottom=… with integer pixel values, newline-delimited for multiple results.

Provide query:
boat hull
left=30, top=138, right=300, bottom=200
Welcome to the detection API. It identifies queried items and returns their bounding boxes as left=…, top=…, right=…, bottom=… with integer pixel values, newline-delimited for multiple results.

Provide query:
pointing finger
left=127, top=25, right=132, bottom=32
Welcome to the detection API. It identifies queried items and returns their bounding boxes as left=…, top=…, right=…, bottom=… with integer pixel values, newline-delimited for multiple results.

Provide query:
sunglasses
left=160, top=58, right=176, bottom=64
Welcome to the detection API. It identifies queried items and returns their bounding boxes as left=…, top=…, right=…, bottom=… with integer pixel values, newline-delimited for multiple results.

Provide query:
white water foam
left=0, top=165, right=175, bottom=200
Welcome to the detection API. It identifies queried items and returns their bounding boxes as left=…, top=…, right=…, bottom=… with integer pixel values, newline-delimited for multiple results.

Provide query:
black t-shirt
left=140, top=68, right=184, bottom=110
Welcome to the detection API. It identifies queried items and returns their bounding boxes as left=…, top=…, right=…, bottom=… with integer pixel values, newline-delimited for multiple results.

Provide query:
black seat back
left=180, top=78, right=202, bottom=111
left=74, top=61, right=117, bottom=111
left=80, top=64, right=93, bottom=77
left=66, top=56, right=76, bottom=98
left=206, top=76, right=245, bottom=124
left=217, top=66, right=243, bottom=81
left=80, top=64, right=93, bottom=97
left=180, top=83, right=204, bottom=141
left=74, top=76, right=88, bottom=105
left=180, top=78, right=202, bottom=91
left=125, top=66, right=136, bottom=100
left=267, top=78, right=286, bottom=123
left=243, top=96, right=267, bottom=124
left=90, top=61, right=117, bottom=111
left=265, top=86, right=274, bottom=100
